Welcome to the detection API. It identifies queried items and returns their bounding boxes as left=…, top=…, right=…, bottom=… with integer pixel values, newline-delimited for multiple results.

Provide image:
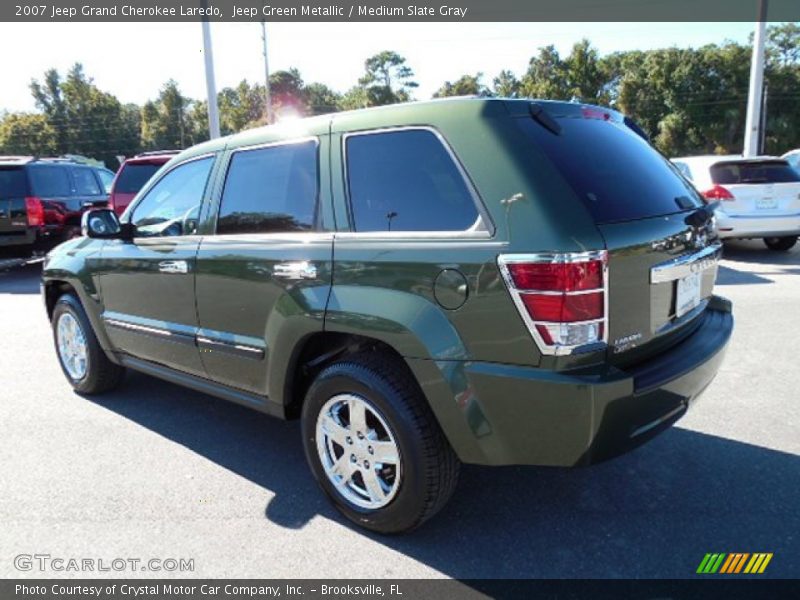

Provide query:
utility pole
left=261, top=20, right=274, bottom=124
left=743, top=0, right=767, bottom=157
left=201, top=9, right=221, bottom=139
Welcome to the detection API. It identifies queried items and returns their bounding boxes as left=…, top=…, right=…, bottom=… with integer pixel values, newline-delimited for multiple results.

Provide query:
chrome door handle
left=158, top=260, right=188, bottom=274
left=273, top=261, right=317, bottom=280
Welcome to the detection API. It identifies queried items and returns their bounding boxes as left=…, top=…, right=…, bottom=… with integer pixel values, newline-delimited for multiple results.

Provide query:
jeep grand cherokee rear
left=43, top=98, right=731, bottom=533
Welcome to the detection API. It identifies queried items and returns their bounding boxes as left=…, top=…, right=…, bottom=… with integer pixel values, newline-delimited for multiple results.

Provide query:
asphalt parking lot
left=1, top=240, right=798, bottom=580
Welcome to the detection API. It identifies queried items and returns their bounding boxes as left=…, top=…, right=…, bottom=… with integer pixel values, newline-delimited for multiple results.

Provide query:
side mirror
left=81, top=209, right=132, bottom=240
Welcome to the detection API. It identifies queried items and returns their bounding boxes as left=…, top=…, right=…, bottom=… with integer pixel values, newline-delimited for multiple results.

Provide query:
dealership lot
left=0, top=240, right=798, bottom=579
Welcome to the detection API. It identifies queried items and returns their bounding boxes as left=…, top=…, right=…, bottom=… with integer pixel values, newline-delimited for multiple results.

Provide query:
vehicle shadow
left=93, top=371, right=800, bottom=579
left=721, top=240, right=800, bottom=266
left=716, top=265, right=774, bottom=286
left=0, top=262, right=42, bottom=294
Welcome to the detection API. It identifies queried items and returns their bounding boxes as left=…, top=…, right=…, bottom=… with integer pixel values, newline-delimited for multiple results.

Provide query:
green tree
left=520, top=45, right=569, bottom=99
left=493, top=70, right=521, bottom=97
left=140, top=80, right=196, bottom=150
left=0, top=113, right=58, bottom=156
left=29, top=63, right=140, bottom=165
left=354, top=51, right=418, bottom=107
left=433, top=73, right=488, bottom=98
left=304, top=82, right=341, bottom=115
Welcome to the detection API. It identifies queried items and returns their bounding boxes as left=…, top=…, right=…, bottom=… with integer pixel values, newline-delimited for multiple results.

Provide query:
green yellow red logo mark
left=697, top=553, right=773, bottom=574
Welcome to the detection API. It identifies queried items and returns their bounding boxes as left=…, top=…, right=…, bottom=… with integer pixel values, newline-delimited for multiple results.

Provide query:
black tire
left=51, top=293, right=125, bottom=395
left=763, top=236, right=797, bottom=251
left=301, top=353, right=460, bottom=534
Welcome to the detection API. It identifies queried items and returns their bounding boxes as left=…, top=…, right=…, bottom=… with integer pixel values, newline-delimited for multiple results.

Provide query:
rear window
left=519, top=117, right=703, bottom=224
left=0, top=167, right=28, bottom=197
left=710, top=160, right=800, bottom=184
left=115, top=163, right=162, bottom=194
left=28, top=165, right=71, bottom=197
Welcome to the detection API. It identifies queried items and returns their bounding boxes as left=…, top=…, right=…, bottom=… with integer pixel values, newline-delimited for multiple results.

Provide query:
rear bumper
left=715, top=210, right=800, bottom=239
left=410, top=296, right=733, bottom=466
left=0, top=229, right=37, bottom=249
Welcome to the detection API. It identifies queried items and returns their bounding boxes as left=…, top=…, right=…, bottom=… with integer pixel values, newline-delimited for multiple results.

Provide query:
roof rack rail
left=0, top=155, right=35, bottom=163
left=135, top=150, right=181, bottom=158
left=36, top=157, right=80, bottom=163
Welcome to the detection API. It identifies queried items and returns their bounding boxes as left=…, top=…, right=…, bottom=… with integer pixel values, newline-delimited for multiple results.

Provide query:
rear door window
left=115, top=163, right=162, bottom=194
left=518, top=116, right=703, bottom=224
left=217, top=141, right=318, bottom=235
left=0, top=167, right=29, bottom=198
left=345, top=129, right=481, bottom=232
left=71, top=167, right=103, bottom=196
left=28, top=165, right=72, bottom=197
left=710, top=160, right=800, bottom=184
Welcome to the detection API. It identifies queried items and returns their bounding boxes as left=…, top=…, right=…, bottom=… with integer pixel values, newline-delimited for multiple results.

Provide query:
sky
left=0, top=21, right=759, bottom=113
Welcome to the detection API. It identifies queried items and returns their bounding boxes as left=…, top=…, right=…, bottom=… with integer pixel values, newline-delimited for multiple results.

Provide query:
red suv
left=108, top=151, right=179, bottom=216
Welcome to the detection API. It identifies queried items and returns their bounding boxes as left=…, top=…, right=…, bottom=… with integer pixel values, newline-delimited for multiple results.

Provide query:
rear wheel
left=763, top=236, right=797, bottom=251
left=52, top=294, right=125, bottom=394
left=301, top=353, right=460, bottom=534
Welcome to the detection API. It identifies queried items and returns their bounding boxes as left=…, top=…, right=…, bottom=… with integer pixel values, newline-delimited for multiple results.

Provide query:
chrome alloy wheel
left=316, top=393, right=402, bottom=510
left=56, top=312, right=88, bottom=380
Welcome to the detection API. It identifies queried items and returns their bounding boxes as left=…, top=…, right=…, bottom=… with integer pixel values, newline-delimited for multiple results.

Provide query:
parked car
left=672, top=155, right=800, bottom=251
left=782, top=149, right=800, bottom=172
left=0, top=156, right=110, bottom=255
left=43, top=99, right=732, bottom=533
left=108, top=151, right=179, bottom=216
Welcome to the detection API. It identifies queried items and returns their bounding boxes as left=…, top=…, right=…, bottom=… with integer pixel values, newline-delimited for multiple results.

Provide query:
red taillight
left=701, top=184, right=734, bottom=201
left=24, top=196, right=44, bottom=227
left=499, top=252, right=608, bottom=354
left=521, top=291, right=604, bottom=322
left=506, top=260, right=604, bottom=292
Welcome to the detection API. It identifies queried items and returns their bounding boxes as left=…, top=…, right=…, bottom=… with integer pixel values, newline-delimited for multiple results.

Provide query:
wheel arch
left=280, top=332, right=413, bottom=420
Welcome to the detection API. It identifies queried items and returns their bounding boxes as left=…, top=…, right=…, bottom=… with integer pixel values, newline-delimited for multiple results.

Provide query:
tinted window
left=132, top=157, right=213, bottom=237
left=116, top=163, right=162, bottom=194
left=710, top=160, right=800, bottom=184
left=71, top=167, right=102, bottom=195
left=0, top=168, right=28, bottom=197
left=346, top=130, right=480, bottom=232
left=29, top=166, right=71, bottom=197
left=217, top=141, right=318, bottom=235
left=519, top=117, right=703, bottom=224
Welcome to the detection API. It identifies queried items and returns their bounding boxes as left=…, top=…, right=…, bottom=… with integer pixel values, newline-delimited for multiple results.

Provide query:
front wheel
left=301, top=354, right=460, bottom=534
left=763, top=236, right=797, bottom=251
left=52, top=294, right=125, bottom=394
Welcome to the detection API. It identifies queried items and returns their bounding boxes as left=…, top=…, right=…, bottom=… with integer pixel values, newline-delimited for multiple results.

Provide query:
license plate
left=756, top=197, right=778, bottom=210
left=676, top=271, right=702, bottom=318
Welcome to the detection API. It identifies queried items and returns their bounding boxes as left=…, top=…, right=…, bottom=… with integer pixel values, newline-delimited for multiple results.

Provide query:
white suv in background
left=672, top=155, right=800, bottom=251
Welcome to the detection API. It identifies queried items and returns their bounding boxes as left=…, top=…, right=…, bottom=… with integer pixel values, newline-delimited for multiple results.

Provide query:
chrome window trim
left=341, top=125, right=495, bottom=237
left=650, top=242, right=722, bottom=284
left=497, top=250, right=609, bottom=357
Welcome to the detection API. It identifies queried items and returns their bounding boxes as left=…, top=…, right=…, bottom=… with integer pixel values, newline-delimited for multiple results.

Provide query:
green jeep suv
left=42, top=98, right=733, bottom=533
